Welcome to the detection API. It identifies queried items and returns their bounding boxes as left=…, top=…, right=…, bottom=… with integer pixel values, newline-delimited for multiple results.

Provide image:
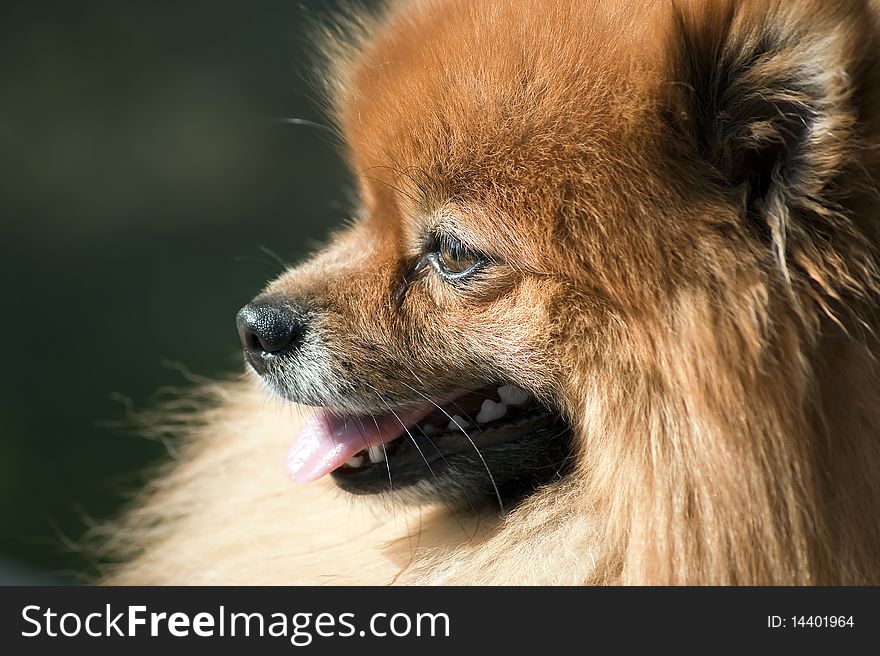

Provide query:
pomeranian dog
left=105, top=0, right=880, bottom=584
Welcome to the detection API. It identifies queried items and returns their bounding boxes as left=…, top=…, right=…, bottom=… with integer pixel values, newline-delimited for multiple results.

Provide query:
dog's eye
left=427, top=235, right=485, bottom=280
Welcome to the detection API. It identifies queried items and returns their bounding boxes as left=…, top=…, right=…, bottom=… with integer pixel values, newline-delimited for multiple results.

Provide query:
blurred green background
left=0, top=0, right=368, bottom=582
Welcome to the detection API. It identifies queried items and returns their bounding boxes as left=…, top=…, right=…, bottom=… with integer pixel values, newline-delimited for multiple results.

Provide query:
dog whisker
left=364, top=413, right=394, bottom=495
left=360, top=173, right=422, bottom=206
left=351, top=415, right=386, bottom=492
left=273, top=116, right=336, bottom=133
left=364, top=383, right=447, bottom=498
left=395, top=380, right=505, bottom=513
left=256, top=245, right=292, bottom=271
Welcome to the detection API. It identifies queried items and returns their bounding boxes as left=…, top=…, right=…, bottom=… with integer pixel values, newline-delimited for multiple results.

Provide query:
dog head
left=237, top=0, right=880, bottom=510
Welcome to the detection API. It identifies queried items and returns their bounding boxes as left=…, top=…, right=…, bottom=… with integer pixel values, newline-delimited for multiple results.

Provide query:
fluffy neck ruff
left=575, top=291, right=880, bottom=585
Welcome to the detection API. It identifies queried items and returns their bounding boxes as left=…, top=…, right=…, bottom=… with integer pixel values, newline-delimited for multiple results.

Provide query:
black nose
left=236, top=298, right=304, bottom=372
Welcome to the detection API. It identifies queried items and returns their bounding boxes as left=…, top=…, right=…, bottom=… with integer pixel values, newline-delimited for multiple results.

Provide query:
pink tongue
left=285, top=406, right=432, bottom=483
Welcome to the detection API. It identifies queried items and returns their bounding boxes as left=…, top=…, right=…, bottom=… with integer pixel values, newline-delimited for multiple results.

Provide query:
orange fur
left=104, top=0, right=880, bottom=585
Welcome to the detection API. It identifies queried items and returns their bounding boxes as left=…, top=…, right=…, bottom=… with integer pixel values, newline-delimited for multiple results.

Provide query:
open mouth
left=285, top=384, right=565, bottom=493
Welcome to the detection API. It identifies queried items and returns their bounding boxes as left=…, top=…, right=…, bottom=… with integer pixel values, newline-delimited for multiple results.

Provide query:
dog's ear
left=669, top=0, right=880, bottom=308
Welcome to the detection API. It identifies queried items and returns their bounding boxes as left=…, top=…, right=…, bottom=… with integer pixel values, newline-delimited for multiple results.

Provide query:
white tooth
left=476, top=399, right=508, bottom=423
left=367, top=445, right=386, bottom=463
left=498, top=384, right=530, bottom=405
left=422, top=424, right=442, bottom=436
left=345, top=455, right=365, bottom=468
left=447, top=415, right=471, bottom=431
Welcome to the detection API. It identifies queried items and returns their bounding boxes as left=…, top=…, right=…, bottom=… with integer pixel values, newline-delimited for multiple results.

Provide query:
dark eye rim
left=426, top=250, right=486, bottom=281
left=424, top=233, right=489, bottom=282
